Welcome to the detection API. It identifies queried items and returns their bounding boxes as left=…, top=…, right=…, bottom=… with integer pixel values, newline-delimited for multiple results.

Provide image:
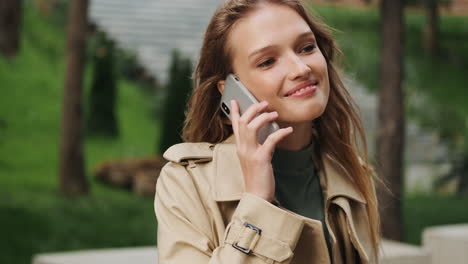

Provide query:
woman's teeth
left=290, top=85, right=314, bottom=96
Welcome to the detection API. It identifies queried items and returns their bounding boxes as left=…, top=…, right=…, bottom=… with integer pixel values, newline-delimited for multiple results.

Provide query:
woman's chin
left=277, top=112, right=323, bottom=124
left=277, top=103, right=326, bottom=122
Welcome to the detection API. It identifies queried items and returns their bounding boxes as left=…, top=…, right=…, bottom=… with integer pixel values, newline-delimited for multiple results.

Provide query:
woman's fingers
left=247, top=111, right=278, bottom=135
left=238, top=101, right=269, bottom=127
left=230, top=100, right=241, bottom=142
left=229, top=99, right=288, bottom=202
left=230, top=100, right=240, bottom=128
left=236, top=101, right=270, bottom=145
left=261, top=127, right=294, bottom=155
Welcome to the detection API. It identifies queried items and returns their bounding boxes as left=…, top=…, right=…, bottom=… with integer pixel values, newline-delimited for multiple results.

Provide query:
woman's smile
left=284, top=79, right=319, bottom=98
left=286, top=84, right=317, bottom=98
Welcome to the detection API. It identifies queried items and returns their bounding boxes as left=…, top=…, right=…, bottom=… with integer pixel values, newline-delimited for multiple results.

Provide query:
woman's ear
left=217, top=80, right=225, bottom=94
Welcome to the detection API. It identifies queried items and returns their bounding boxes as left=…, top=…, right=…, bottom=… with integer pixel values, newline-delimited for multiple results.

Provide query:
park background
left=1, top=0, right=468, bottom=263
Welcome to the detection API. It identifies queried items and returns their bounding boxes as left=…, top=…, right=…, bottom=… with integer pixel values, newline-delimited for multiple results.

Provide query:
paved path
left=32, top=240, right=430, bottom=264
left=32, top=247, right=157, bottom=264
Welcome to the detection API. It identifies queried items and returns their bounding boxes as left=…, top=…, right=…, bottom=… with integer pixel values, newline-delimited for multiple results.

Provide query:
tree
left=405, top=0, right=452, bottom=56
left=423, top=0, right=440, bottom=55
left=434, top=152, right=468, bottom=196
left=158, top=50, right=193, bottom=154
left=0, top=0, right=22, bottom=58
left=86, top=32, right=119, bottom=137
left=59, top=0, right=89, bottom=195
left=415, top=105, right=468, bottom=197
left=376, top=0, right=405, bottom=241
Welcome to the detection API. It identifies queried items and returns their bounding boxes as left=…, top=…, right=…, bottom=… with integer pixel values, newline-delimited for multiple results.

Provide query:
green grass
left=403, top=193, right=468, bottom=245
left=0, top=4, right=159, bottom=264
left=0, top=188, right=156, bottom=264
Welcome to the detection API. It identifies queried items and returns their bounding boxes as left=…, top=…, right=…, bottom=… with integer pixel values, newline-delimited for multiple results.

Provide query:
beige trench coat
left=154, top=135, right=377, bottom=264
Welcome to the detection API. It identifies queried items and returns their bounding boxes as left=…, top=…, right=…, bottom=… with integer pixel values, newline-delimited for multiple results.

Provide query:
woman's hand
left=230, top=100, right=294, bottom=202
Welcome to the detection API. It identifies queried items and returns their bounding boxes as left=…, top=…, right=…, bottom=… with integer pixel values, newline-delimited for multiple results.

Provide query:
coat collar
left=212, top=135, right=367, bottom=205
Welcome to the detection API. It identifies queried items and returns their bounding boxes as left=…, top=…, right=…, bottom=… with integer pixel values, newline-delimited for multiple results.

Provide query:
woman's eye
left=258, top=58, right=275, bottom=68
left=301, top=44, right=316, bottom=53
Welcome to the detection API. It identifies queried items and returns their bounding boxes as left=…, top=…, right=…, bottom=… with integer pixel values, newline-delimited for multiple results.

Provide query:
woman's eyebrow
left=248, top=45, right=278, bottom=61
left=296, top=31, right=316, bottom=41
left=248, top=32, right=316, bottom=61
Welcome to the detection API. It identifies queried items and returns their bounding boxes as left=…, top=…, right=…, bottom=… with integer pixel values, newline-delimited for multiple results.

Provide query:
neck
left=275, top=121, right=313, bottom=151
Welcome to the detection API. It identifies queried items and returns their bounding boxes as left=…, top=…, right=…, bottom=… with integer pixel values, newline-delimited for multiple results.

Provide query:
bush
left=86, top=31, right=119, bottom=137
left=158, top=50, right=192, bottom=154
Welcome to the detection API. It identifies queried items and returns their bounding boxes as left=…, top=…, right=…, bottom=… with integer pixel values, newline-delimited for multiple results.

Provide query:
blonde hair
left=182, top=0, right=382, bottom=261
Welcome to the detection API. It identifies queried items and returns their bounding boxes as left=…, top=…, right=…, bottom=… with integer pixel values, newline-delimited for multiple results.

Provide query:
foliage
left=0, top=187, right=156, bottom=264
left=157, top=50, right=193, bottom=154
left=110, top=42, right=158, bottom=95
left=433, top=152, right=468, bottom=196
left=314, top=4, right=468, bottom=161
left=86, top=31, right=119, bottom=137
left=404, top=0, right=452, bottom=8
left=403, top=192, right=468, bottom=245
left=312, top=2, right=468, bottom=242
left=0, top=3, right=158, bottom=263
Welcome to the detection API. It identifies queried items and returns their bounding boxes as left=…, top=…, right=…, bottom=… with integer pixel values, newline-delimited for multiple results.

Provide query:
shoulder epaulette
left=163, top=142, right=214, bottom=164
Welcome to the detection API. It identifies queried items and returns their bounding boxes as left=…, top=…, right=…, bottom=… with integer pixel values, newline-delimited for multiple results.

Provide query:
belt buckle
left=232, top=222, right=262, bottom=254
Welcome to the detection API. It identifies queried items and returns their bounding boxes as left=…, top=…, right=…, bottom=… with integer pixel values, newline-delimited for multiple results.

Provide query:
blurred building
left=89, top=0, right=222, bottom=84
left=311, top=0, right=468, bottom=15
left=88, top=0, right=468, bottom=85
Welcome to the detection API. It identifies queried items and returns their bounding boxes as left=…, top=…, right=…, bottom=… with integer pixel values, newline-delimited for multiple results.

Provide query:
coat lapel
left=212, top=139, right=245, bottom=201
left=320, top=155, right=367, bottom=205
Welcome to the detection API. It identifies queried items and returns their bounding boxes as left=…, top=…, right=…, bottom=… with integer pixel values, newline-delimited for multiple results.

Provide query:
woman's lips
left=285, top=80, right=319, bottom=97
left=286, top=84, right=317, bottom=98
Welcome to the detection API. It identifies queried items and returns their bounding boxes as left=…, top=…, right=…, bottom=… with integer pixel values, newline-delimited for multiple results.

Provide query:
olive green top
left=272, top=141, right=332, bottom=260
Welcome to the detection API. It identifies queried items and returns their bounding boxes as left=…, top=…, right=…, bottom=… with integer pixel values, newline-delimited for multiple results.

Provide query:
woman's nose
left=287, top=54, right=311, bottom=81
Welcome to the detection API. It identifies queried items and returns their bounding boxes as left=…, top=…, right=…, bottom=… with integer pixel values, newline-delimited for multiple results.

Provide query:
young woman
left=154, top=0, right=382, bottom=263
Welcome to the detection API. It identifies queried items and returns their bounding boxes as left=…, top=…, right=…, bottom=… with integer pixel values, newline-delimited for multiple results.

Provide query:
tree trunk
left=423, top=0, right=439, bottom=56
left=0, top=0, right=22, bottom=58
left=376, top=0, right=405, bottom=241
left=59, top=0, right=89, bottom=195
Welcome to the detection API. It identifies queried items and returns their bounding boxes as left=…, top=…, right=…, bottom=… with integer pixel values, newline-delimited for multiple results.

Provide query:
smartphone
left=220, top=74, right=280, bottom=144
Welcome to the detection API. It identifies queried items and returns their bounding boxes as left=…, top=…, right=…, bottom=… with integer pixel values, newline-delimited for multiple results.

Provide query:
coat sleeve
left=154, top=162, right=305, bottom=264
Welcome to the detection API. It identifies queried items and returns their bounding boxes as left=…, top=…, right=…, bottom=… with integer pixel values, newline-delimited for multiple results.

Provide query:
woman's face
left=221, top=3, right=330, bottom=125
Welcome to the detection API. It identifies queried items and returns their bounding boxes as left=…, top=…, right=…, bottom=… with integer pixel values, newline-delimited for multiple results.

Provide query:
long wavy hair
left=182, top=0, right=382, bottom=261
